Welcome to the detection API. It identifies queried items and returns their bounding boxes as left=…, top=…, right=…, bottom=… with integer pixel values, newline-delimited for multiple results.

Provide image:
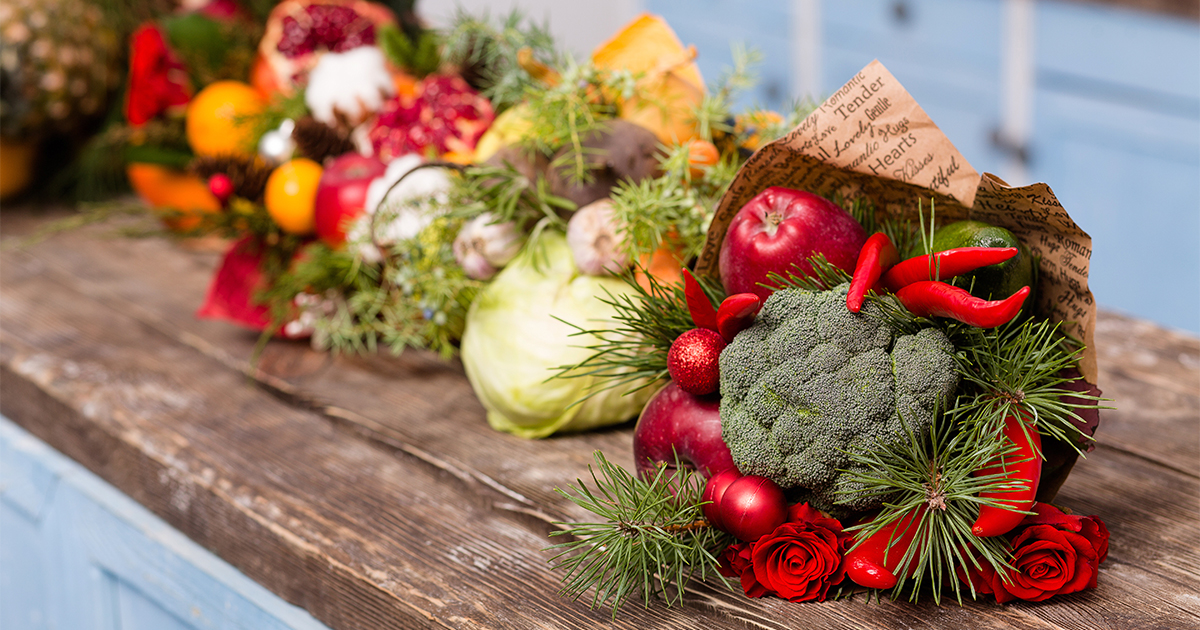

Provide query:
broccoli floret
left=720, top=283, right=958, bottom=513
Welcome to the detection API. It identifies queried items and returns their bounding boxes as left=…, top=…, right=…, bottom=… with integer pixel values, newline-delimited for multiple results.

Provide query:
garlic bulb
left=453, top=213, right=523, bottom=280
left=304, top=46, right=395, bottom=127
left=567, top=199, right=629, bottom=275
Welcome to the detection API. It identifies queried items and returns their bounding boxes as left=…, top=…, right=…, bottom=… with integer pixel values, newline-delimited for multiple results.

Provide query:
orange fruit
left=264, top=158, right=323, bottom=235
left=126, top=162, right=221, bottom=232
left=186, top=80, right=265, bottom=157
left=635, top=244, right=687, bottom=293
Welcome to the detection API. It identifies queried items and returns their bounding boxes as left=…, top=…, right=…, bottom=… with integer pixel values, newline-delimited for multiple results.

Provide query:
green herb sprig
left=442, top=9, right=557, bottom=112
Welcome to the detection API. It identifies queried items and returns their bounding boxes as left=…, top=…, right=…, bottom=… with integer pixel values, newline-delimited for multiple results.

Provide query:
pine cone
left=292, top=116, right=355, bottom=163
left=189, top=155, right=273, bottom=203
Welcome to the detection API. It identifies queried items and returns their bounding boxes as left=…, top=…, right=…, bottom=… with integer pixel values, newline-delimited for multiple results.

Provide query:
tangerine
left=264, top=158, right=323, bottom=235
left=186, top=80, right=266, bottom=157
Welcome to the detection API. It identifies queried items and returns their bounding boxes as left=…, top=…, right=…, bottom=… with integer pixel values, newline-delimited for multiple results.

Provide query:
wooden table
left=2, top=207, right=1197, bottom=629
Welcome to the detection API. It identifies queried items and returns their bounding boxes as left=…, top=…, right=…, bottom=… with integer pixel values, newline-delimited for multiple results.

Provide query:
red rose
left=748, top=503, right=852, bottom=602
left=961, top=503, right=1107, bottom=603
left=126, top=24, right=192, bottom=125
left=717, top=542, right=767, bottom=598
left=1022, top=503, right=1109, bottom=563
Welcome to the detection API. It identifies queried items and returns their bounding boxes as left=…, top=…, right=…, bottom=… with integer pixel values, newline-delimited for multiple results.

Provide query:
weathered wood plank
left=0, top=248, right=756, bottom=629
left=5, top=209, right=1195, bottom=493
left=2, top=208, right=1199, bottom=629
left=1093, top=313, right=1200, bottom=478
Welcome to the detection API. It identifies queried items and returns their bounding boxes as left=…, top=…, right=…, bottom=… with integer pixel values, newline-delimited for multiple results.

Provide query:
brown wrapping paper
left=697, top=60, right=1098, bottom=383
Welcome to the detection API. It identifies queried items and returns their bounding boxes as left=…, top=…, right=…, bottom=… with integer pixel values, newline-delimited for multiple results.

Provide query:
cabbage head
left=460, top=232, right=654, bottom=438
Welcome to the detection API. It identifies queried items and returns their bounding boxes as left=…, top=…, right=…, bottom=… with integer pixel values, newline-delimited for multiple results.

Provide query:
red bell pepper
left=847, top=232, right=900, bottom=313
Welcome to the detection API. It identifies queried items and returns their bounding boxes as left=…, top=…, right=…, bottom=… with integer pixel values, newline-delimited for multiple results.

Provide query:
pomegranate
left=256, top=0, right=396, bottom=96
left=367, top=75, right=495, bottom=161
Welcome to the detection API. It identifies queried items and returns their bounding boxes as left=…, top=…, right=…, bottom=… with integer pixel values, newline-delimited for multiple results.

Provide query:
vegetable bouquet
left=546, top=60, right=1110, bottom=613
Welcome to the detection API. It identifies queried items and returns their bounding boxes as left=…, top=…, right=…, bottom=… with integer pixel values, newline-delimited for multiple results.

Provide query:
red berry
left=208, top=173, right=234, bottom=205
left=701, top=469, right=741, bottom=532
left=719, top=475, right=787, bottom=542
left=667, top=328, right=727, bottom=395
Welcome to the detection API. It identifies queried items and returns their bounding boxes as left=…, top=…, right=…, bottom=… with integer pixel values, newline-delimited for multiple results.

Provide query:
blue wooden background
left=648, top=0, right=1200, bottom=334
left=0, top=416, right=331, bottom=630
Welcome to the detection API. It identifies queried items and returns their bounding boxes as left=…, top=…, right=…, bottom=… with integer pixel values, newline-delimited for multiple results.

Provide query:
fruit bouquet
left=544, top=60, right=1109, bottom=612
left=107, top=0, right=499, bottom=344
left=126, top=7, right=813, bottom=441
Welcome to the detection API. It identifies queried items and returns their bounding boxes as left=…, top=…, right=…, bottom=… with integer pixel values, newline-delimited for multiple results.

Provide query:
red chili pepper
left=716, top=293, right=762, bottom=342
left=847, top=232, right=900, bottom=313
left=881, top=247, right=1018, bottom=292
left=972, top=413, right=1042, bottom=537
left=681, top=268, right=718, bottom=330
left=845, top=506, right=927, bottom=590
left=895, top=281, right=1030, bottom=328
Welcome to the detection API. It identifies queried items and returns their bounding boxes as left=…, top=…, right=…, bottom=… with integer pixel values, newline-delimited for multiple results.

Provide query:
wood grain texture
left=1, top=207, right=1198, bottom=629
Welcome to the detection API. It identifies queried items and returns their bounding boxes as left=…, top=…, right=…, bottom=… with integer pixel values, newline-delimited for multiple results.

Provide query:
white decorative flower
left=304, top=46, right=395, bottom=126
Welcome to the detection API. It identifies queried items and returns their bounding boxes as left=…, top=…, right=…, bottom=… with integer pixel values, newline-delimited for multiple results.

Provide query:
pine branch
left=608, top=172, right=709, bottom=263
left=839, top=409, right=1017, bottom=604
left=691, top=44, right=762, bottom=142
left=548, top=452, right=732, bottom=614
left=763, top=253, right=853, bottom=292
left=837, top=194, right=922, bottom=259
left=378, top=23, right=441, bottom=78
left=441, top=9, right=557, bottom=112
left=518, top=59, right=625, bottom=184
left=449, top=162, right=572, bottom=232
left=949, top=319, right=1105, bottom=453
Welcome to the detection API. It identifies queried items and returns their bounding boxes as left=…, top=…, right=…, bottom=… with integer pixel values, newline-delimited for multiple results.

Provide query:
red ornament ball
left=702, top=469, right=742, bottom=531
left=720, top=475, right=788, bottom=542
left=668, top=328, right=727, bottom=395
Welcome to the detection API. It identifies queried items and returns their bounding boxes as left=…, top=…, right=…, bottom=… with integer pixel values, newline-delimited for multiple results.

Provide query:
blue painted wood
left=820, top=0, right=1009, bottom=185
left=1037, top=0, right=1200, bottom=107
left=1031, top=2, right=1200, bottom=333
left=0, top=416, right=332, bottom=630
left=1032, top=91, right=1200, bottom=333
left=645, top=0, right=794, bottom=109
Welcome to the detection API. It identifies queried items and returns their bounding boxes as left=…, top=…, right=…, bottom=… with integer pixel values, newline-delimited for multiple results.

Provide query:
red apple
left=632, top=382, right=735, bottom=482
left=313, top=153, right=387, bottom=246
left=719, top=186, right=867, bottom=301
